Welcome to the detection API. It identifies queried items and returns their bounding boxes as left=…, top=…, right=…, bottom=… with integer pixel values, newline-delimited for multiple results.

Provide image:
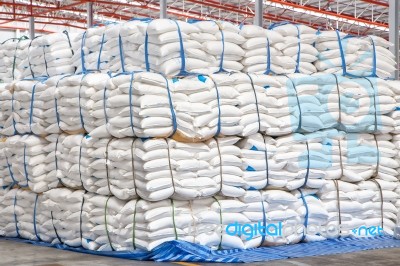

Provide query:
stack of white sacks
left=1, top=19, right=400, bottom=254
left=98, top=72, right=243, bottom=141
left=141, top=19, right=209, bottom=75
left=314, top=31, right=396, bottom=79
left=239, top=130, right=342, bottom=191
left=190, top=20, right=245, bottom=73
left=0, top=72, right=396, bottom=139
left=86, top=136, right=246, bottom=201
left=109, top=20, right=148, bottom=73
left=4, top=134, right=59, bottom=192
left=19, top=33, right=75, bottom=79
left=269, top=23, right=318, bottom=74
left=72, top=27, right=108, bottom=74
left=318, top=179, right=398, bottom=238
left=0, top=37, right=30, bottom=82
left=0, top=188, right=47, bottom=241
left=41, top=188, right=85, bottom=246
left=239, top=25, right=285, bottom=74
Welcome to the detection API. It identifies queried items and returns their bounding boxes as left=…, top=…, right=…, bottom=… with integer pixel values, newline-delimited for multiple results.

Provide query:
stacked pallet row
left=0, top=19, right=399, bottom=252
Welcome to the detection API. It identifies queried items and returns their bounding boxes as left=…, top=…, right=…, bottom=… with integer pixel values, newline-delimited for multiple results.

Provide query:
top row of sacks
left=0, top=19, right=396, bottom=82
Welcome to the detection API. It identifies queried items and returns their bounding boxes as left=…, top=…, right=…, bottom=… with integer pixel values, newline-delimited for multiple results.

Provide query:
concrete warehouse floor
left=1, top=239, right=400, bottom=266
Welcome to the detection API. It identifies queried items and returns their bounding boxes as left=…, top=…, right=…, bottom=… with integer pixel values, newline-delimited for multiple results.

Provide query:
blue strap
left=5, top=155, right=17, bottom=186
left=363, top=77, right=378, bottom=132
left=29, top=83, right=38, bottom=133
left=80, top=31, right=88, bottom=74
left=144, top=31, right=150, bottom=72
left=294, top=25, right=301, bottom=73
left=97, top=33, right=105, bottom=70
left=103, top=85, right=108, bottom=124
left=79, top=191, right=86, bottom=241
left=119, top=34, right=126, bottom=73
left=12, top=36, right=28, bottom=80
left=43, top=45, right=49, bottom=77
left=78, top=74, right=88, bottom=130
left=268, top=21, right=291, bottom=30
left=13, top=193, right=20, bottom=237
left=161, top=75, right=178, bottom=137
left=63, top=30, right=74, bottom=56
left=129, top=18, right=152, bottom=22
left=51, top=211, right=63, bottom=245
left=286, top=76, right=302, bottom=132
left=11, top=92, right=17, bottom=134
left=78, top=136, right=87, bottom=187
left=54, top=135, right=60, bottom=181
left=301, top=141, right=310, bottom=188
left=23, top=144, right=29, bottom=187
left=171, top=20, right=187, bottom=75
left=298, top=189, right=309, bottom=242
left=33, top=194, right=42, bottom=241
left=262, top=136, right=270, bottom=188
left=27, top=37, right=38, bottom=78
left=54, top=74, right=74, bottom=131
left=264, top=37, right=273, bottom=75
left=129, top=72, right=135, bottom=136
left=336, top=30, right=347, bottom=76
left=216, top=24, right=226, bottom=73
left=207, top=75, right=221, bottom=137
left=247, top=74, right=261, bottom=132
left=369, top=36, right=377, bottom=77
left=259, top=198, right=267, bottom=246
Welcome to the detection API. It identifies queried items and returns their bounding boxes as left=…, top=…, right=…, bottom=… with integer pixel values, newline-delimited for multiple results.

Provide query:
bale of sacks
left=109, top=20, right=148, bottom=73
left=318, top=179, right=399, bottom=238
left=82, top=193, right=126, bottom=251
left=357, top=179, right=399, bottom=235
left=0, top=82, right=15, bottom=135
left=339, top=133, right=398, bottom=183
left=0, top=136, right=14, bottom=187
left=58, top=134, right=88, bottom=189
left=54, top=73, right=110, bottom=134
left=141, top=19, right=208, bottom=76
left=250, top=73, right=340, bottom=135
left=0, top=188, right=49, bottom=241
left=19, top=33, right=75, bottom=79
left=239, top=130, right=342, bottom=190
left=0, top=37, right=30, bottom=82
left=336, top=77, right=396, bottom=133
left=5, top=79, right=48, bottom=135
left=72, top=26, right=108, bottom=74
left=239, top=25, right=286, bottom=74
left=4, top=134, right=60, bottom=192
left=41, top=188, right=85, bottom=247
left=190, top=20, right=245, bottom=73
left=269, top=23, right=318, bottom=74
left=86, top=136, right=245, bottom=201
left=314, top=30, right=396, bottom=79
left=95, top=72, right=242, bottom=141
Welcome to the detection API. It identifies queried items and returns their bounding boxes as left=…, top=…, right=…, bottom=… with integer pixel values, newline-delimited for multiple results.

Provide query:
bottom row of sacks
left=0, top=178, right=399, bottom=251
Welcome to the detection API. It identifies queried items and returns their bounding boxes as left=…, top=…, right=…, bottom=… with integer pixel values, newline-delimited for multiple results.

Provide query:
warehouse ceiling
left=0, top=0, right=393, bottom=38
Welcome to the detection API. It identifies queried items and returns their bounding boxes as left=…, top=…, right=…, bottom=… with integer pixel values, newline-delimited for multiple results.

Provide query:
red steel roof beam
left=268, top=0, right=388, bottom=28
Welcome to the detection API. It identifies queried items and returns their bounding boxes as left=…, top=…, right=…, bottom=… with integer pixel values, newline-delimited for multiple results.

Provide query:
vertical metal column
left=254, top=0, right=263, bottom=27
left=160, top=0, right=167, bottom=19
left=87, top=2, right=93, bottom=28
left=29, top=16, right=34, bottom=39
left=389, top=0, right=399, bottom=79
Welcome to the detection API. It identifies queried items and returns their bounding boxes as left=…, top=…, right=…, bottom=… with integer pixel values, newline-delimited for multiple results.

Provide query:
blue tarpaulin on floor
left=2, top=236, right=400, bottom=263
